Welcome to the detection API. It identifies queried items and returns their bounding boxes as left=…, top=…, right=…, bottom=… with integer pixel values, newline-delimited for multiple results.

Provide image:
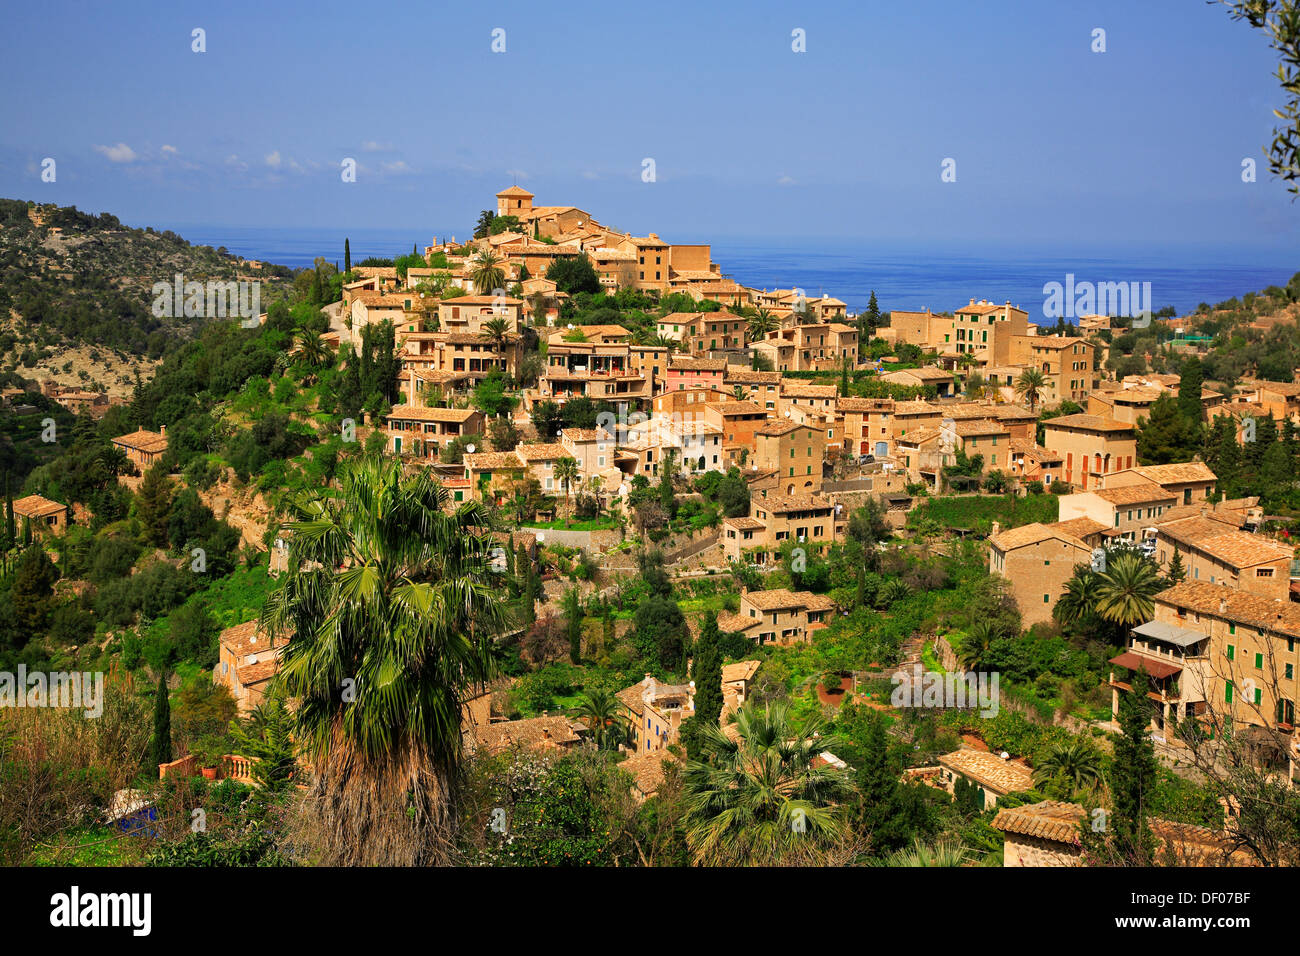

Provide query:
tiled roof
left=463, top=451, right=524, bottom=471
left=1156, top=580, right=1300, bottom=638
left=1042, top=414, right=1133, bottom=433
left=385, top=405, right=480, bottom=423
left=470, top=715, right=585, bottom=754
left=112, top=429, right=168, bottom=453
left=721, top=660, right=761, bottom=683
left=514, top=443, right=568, bottom=462
left=219, top=619, right=291, bottom=656
left=619, top=750, right=678, bottom=796
left=1122, top=462, right=1217, bottom=485
left=1050, top=517, right=1108, bottom=539
left=781, top=383, right=838, bottom=399
left=992, top=800, right=1085, bottom=844
left=953, top=418, right=1008, bottom=437
left=12, top=494, right=66, bottom=518
left=724, top=370, right=782, bottom=384
left=669, top=357, right=727, bottom=372
left=1156, top=518, right=1292, bottom=568
left=989, top=522, right=1087, bottom=552
left=938, top=749, right=1034, bottom=794
left=708, top=400, right=767, bottom=415
left=742, top=588, right=835, bottom=612
left=1091, top=481, right=1176, bottom=505
left=837, top=397, right=893, bottom=413
left=723, top=516, right=765, bottom=531
left=758, top=493, right=832, bottom=513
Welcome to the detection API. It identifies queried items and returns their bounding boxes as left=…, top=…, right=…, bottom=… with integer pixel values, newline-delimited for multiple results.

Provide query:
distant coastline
left=165, top=223, right=1299, bottom=318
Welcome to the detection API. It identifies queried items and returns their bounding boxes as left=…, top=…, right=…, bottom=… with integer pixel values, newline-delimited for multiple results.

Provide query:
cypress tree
left=1166, top=548, right=1186, bottom=584
left=1111, top=669, right=1158, bottom=864
left=344, top=237, right=351, bottom=273
left=149, top=671, right=172, bottom=769
left=563, top=586, right=583, bottom=664
left=692, top=613, right=724, bottom=729
left=3, top=471, right=14, bottom=550
left=1176, top=356, right=1204, bottom=437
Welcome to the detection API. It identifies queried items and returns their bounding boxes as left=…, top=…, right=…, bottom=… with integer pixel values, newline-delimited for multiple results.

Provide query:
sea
left=166, top=225, right=1300, bottom=320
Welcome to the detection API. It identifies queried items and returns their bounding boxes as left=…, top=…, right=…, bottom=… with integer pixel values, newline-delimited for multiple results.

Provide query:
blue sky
left=1, top=0, right=1298, bottom=249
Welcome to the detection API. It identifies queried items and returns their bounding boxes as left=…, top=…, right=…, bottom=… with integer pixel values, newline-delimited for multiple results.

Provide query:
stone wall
left=1003, top=834, right=1082, bottom=867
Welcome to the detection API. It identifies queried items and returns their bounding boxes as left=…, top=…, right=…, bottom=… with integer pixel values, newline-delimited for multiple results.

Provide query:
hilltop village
left=4, top=188, right=1300, bottom=867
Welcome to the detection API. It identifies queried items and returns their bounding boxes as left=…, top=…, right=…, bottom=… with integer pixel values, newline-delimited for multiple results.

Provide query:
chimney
left=1219, top=599, right=1227, bottom=614
left=159, top=424, right=166, bottom=436
left=542, top=710, right=548, bottom=718
left=990, top=521, right=1001, bottom=538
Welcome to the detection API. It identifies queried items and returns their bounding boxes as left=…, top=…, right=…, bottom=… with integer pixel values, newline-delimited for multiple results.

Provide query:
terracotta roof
left=1050, top=517, right=1108, bottom=540
left=781, top=383, right=838, bottom=399
left=219, top=619, right=291, bottom=656
left=1156, top=580, right=1300, bottom=638
left=953, top=418, right=1008, bottom=437
left=742, top=588, right=836, bottom=612
left=470, top=715, right=585, bottom=754
left=1156, top=518, right=1292, bottom=568
left=1091, top=481, right=1177, bottom=505
left=463, top=451, right=524, bottom=471
left=708, top=400, right=767, bottom=416
left=894, top=401, right=941, bottom=416
left=758, top=493, right=832, bottom=513
left=1042, top=413, right=1133, bottom=433
left=837, top=397, right=894, bottom=413
left=723, top=516, right=765, bottom=531
left=721, top=660, right=761, bottom=683
left=669, top=357, right=727, bottom=372
left=938, top=749, right=1034, bottom=795
left=112, top=429, right=168, bottom=453
left=724, top=370, right=783, bottom=384
left=384, top=405, right=480, bottom=423
left=992, top=800, right=1085, bottom=844
left=514, top=443, right=568, bottom=462
left=12, top=494, right=66, bottom=518
left=989, top=522, right=1088, bottom=553
left=1119, top=462, right=1217, bottom=486
left=619, top=750, right=678, bottom=797
left=496, top=185, right=534, bottom=197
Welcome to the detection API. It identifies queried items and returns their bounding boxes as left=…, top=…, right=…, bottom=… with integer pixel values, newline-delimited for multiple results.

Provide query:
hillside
left=0, top=199, right=293, bottom=396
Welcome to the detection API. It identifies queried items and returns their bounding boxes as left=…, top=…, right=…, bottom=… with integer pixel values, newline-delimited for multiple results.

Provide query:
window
left=1227, top=645, right=1235, bottom=661
left=1043, top=594, right=1050, bottom=603
left=1254, top=687, right=1263, bottom=705
left=1225, top=681, right=1233, bottom=703
left=1257, top=568, right=1275, bottom=577
left=1255, top=652, right=1263, bottom=670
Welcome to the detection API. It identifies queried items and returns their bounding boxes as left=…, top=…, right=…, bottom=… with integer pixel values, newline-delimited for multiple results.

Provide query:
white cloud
left=94, top=142, right=137, bottom=163
left=777, top=175, right=797, bottom=185
left=361, top=140, right=393, bottom=153
left=381, top=160, right=412, bottom=174
left=160, top=144, right=178, bottom=156
left=265, top=150, right=282, bottom=168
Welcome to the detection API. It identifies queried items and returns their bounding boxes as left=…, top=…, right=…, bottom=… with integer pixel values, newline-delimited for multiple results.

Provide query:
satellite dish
left=535, top=533, right=545, bottom=543
left=466, top=444, right=476, bottom=454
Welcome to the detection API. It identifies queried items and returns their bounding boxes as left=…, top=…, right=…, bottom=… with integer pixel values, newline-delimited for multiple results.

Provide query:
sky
left=2, top=0, right=1299, bottom=250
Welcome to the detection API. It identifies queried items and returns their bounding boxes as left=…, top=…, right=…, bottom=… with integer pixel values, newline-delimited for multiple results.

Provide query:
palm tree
left=1033, top=738, right=1104, bottom=797
left=1094, top=550, right=1162, bottom=627
left=682, top=702, right=854, bottom=865
left=747, top=308, right=778, bottom=344
left=731, top=385, right=748, bottom=401
left=262, top=456, right=508, bottom=866
left=652, top=334, right=679, bottom=353
left=554, top=456, right=580, bottom=501
left=294, top=327, right=330, bottom=371
left=1055, top=570, right=1101, bottom=626
left=957, top=620, right=1000, bottom=670
left=875, top=837, right=972, bottom=867
left=575, top=689, right=620, bottom=749
left=1015, top=367, right=1047, bottom=412
left=480, top=316, right=512, bottom=369
left=470, top=250, right=506, bottom=295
